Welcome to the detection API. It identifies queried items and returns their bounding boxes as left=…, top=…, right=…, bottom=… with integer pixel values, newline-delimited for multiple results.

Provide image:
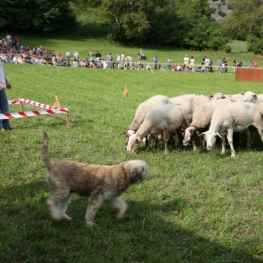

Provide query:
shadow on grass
left=1, top=180, right=262, bottom=263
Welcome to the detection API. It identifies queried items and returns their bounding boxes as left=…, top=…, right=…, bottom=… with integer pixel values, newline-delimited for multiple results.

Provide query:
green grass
left=1, top=33, right=263, bottom=263
left=227, top=40, right=248, bottom=54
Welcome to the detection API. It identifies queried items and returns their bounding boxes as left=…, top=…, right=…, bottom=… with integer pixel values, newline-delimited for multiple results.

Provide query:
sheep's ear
left=198, top=132, right=206, bottom=137
left=136, top=134, right=142, bottom=142
left=119, top=131, right=127, bottom=135
left=216, top=132, right=222, bottom=139
left=208, top=95, right=213, bottom=99
left=239, top=92, right=245, bottom=95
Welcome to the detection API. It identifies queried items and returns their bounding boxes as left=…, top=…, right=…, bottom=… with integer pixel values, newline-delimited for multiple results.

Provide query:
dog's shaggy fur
left=41, top=132, right=148, bottom=226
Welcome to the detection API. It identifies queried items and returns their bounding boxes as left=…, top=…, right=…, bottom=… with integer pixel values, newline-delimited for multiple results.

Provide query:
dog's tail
left=41, top=131, right=53, bottom=170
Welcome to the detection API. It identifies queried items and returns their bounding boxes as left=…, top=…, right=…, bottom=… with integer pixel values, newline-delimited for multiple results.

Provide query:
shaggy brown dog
left=41, top=132, right=148, bottom=226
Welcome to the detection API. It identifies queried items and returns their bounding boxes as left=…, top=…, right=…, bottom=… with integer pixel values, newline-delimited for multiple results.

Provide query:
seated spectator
left=72, top=58, right=78, bottom=67
left=34, top=56, right=42, bottom=65
left=118, top=62, right=124, bottom=69
left=159, top=64, right=166, bottom=71
left=79, top=59, right=86, bottom=68
left=17, top=55, right=25, bottom=64
left=12, top=54, right=18, bottom=64
left=102, top=59, right=108, bottom=69
left=177, top=65, right=182, bottom=71
left=146, top=63, right=151, bottom=70
left=197, top=66, right=204, bottom=72
left=138, top=63, right=144, bottom=70
left=52, top=57, right=58, bottom=66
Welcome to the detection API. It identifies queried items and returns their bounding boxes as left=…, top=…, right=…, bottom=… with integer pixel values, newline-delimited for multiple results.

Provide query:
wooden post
left=54, top=96, right=70, bottom=128
left=19, top=97, right=24, bottom=112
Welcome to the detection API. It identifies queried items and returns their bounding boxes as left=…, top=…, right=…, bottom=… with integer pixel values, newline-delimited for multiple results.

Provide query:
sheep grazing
left=201, top=102, right=263, bottom=157
left=126, top=104, right=190, bottom=153
left=169, top=94, right=210, bottom=121
left=224, top=91, right=257, bottom=102
left=120, top=95, right=171, bottom=149
left=183, top=99, right=233, bottom=150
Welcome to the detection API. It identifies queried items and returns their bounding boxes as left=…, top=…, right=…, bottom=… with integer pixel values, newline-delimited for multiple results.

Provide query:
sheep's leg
left=163, top=130, right=169, bottom=153
left=255, top=125, right=263, bottom=145
left=154, top=134, right=159, bottom=149
left=174, top=131, right=181, bottom=147
left=244, top=129, right=251, bottom=148
left=226, top=129, right=236, bottom=157
left=220, top=135, right=226, bottom=155
left=146, top=134, right=153, bottom=151
left=250, top=131, right=256, bottom=145
left=192, top=139, right=198, bottom=150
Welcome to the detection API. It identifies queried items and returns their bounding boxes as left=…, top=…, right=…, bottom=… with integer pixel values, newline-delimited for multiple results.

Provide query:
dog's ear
left=134, top=166, right=145, bottom=183
left=124, top=160, right=148, bottom=183
left=132, top=161, right=148, bottom=183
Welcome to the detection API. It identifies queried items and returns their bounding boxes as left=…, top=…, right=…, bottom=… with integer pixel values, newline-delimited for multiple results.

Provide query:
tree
left=70, top=0, right=229, bottom=50
left=223, top=0, right=263, bottom=40
left=1, top=0, right=74, bottom=32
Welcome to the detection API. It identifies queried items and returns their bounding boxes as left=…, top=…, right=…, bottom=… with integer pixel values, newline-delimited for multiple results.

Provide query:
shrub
left=222, top=45, right=231, bottom=53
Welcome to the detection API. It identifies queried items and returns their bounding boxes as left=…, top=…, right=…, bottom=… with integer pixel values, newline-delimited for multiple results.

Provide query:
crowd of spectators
left=0, top=33, right=259, bottom=73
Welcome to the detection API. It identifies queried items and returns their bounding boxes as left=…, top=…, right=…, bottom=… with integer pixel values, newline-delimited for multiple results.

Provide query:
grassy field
left=1, top=28, right=263, bottom=262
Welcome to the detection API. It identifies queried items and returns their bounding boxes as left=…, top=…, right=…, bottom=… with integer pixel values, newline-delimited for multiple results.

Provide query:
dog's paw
left=51, top=210, right=64, bottom=221
left=86, top=221, right=96, bottom=227
left=63, top=214, right=72, bottom=221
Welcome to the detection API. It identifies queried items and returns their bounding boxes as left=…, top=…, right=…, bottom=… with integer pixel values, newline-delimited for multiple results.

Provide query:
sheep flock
left=122, top=91, right=263, bottom=157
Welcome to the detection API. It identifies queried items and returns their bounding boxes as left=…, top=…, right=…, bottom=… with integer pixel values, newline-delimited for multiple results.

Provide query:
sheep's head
left=183, top=127, right=196, bottom=146
left=209, top=93, right=225, bottom=100
left=120, top=130, right=136, bottom=149
left=243, top=91, right=257, bottom=103
left=126, top=134, right=142, bottom=153
left=200, top=131, right=222, bottom=150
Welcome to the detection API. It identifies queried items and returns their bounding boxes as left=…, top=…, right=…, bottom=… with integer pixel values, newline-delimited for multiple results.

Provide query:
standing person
left=183, top=55, right=189, bottom=68
left=95, top=50, right=102, bottom=61
left=204, top=56, right=210, bottom=72
left=167, top=57, right=172, bottom=70
left=73, top=50, right=79, bottom=63
left=13, top=36, right=20, bottom=51
left=0, top=61, right=12, bottom=131
left=253, top=60, right=259, bottom=68
left=120, top=52, right=125, bottom=63
left=65, top=50, right=71, bottom=62
left=233, top=60, right=237, bottom=73
left=224, top=58, right=229, bottom=73
left=190, top=56, right=195, bottom=72
left=5, top=33, right=12, bottom=44
left=152, top=55, right=158, bottom=70
left=216, top=58, right=222, bottom=73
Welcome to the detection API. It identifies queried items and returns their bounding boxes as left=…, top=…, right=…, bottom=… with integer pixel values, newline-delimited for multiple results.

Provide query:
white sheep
left=169, top=94, right=210, bottom=121
left=126, top=104, right=190, bottom=153
left=120, top=95, right=171, bottom=149
left=201, top=102, right=263, bottom=157
left=224, top=91, right=257, bottom=102
left=183, top=99, right=233, bottom=150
